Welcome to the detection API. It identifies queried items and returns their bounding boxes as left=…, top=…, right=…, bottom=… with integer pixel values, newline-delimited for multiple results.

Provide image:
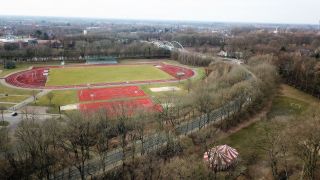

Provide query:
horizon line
left=0, top=14, right=318, bottom=26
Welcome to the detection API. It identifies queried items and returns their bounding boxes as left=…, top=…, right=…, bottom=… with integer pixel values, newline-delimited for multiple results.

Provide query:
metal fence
left=49, top=95, right=250, bottom=180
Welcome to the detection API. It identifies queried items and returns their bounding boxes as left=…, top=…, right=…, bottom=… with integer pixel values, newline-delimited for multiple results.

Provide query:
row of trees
left=277, top=53, right=320, bottom=98
left=171, top=50, right=217, bottom=66
left=0, top=41, right=170, bottom=61
left=245, top=52, right=320, bottom=99
left=0, top=108, right=155, bottom=179
left=164, top=33, right=224, bottom=47
left=216, top=30, right=320, bottom=101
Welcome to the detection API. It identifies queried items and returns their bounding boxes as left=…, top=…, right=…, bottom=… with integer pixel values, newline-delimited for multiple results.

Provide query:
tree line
left=0, top=40, right=170, bottom=62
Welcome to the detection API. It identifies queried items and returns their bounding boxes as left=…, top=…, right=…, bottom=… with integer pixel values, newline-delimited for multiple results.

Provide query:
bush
left=4, top=61, right=16, bottom=69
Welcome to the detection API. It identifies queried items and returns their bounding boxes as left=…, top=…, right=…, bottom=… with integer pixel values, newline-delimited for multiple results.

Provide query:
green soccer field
left=45, top=65, right=173, bottom=86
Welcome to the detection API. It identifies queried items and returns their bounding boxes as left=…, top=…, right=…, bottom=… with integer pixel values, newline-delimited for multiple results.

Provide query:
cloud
left=0, top=0, right=319, bottom=24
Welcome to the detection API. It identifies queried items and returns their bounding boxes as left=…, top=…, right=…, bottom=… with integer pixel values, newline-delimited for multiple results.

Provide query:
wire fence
left=49, top=95, right=250, bottom=180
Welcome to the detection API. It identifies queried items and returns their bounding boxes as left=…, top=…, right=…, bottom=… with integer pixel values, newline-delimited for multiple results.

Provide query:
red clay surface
left=79, top=98, right=162, bottom=115
left=5, top=63, right=195, bottom=89
left=5, top=67, right=48, bottom=88
left=159, top=64, right=194, bottom=79
left=78, top=86, right=146, bottom=102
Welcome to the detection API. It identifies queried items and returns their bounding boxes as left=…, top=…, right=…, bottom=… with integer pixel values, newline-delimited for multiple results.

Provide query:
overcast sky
left=0, top=0, right=319, bottom=24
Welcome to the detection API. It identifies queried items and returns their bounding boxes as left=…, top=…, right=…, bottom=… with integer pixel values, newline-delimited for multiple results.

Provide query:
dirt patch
left=150, top=86, right=181, bottom=92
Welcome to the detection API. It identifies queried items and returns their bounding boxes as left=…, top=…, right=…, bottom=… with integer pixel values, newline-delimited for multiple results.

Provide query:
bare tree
left=14, top=117, right=62, bottom=179
left=46, top=92, right=54, bottom=105
left=113, top=103, right=132, bottom=174
left=60, top=112, right=98, bottom=180
left=254, top=122, right=288, bottom=179
left=95, top=109, right=111, bottom=174
left=0, top=106, right=6, bottom=124
left=0, top=127, right=9, bottom=154
left=133, top=111, right=151, bottom=155
left=291, top=109, right=320, bottom=180
left=32, top=90, right=37, bottom=105
left=192, top=83, right=214, bottom=129
left=186, top=78, right=193, bottom=94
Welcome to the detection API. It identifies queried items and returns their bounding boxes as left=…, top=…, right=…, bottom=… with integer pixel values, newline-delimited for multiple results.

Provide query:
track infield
left=46, top=64, right=173, bottom=86
left=5, top=63, right=195, bottom=89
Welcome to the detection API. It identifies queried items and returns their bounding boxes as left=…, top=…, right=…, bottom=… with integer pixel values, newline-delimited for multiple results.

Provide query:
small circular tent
left=203, top=144, right=239, bottom=172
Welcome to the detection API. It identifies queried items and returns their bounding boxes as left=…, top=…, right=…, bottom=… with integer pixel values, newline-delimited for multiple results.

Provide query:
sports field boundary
left=4, top=62, right=196, bottom=90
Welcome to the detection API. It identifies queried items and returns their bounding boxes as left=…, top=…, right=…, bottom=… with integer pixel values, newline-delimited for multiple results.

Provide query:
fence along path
left=50, top=94, right=251, bottom=179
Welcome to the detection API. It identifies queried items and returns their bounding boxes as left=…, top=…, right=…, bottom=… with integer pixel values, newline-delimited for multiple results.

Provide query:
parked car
left=11, top=112, right=18, bottom=116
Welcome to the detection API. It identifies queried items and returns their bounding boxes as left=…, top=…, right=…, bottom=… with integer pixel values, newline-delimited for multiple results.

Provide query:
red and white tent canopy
left=203, top=145, right=239, bottom=171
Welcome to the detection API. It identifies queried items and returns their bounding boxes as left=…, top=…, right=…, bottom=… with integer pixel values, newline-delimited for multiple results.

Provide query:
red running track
left=78, top=86, right=146, bottom=102
left=5, top=63, right=195, bottom=89
left=79, top=98, right=162, bottom=116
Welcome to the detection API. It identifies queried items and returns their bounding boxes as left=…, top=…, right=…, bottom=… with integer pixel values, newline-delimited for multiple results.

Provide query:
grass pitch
left=45, top=65, right=173, bottom=86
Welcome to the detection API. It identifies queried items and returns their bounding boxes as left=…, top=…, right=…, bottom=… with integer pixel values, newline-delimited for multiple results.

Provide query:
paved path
left=9, top=90, right=51, bottom=111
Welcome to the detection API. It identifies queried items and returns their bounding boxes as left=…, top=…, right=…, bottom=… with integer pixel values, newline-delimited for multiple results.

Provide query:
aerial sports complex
left=4, top=60, right=195, bottom=114
left=4, top=62, right=194, bottom=89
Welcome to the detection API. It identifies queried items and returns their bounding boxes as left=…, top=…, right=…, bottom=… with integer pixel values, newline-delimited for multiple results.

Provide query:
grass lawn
left=219, top=122, right=264, bottom=160
left=218, top=84, right=318, bottom=178
left=35, top=90, right=78, bottom=114
left=0, top=84, right=35, bottom=96
left=221, top=85, right=314, bottom=148
left=0, top=95, right=29, bottom=103
left=220, top=94, right=309, bottom=151
left=36, top=90, right=78, bottom=107
left=192, top=67, right=205, bottom=81
left=0, top=104, right=15, bottom=109
left=267, top=96, right=308, bottom=118
left=280, top=84, right=320, bottom=104
left=46, top=65, right=174, bottom=86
